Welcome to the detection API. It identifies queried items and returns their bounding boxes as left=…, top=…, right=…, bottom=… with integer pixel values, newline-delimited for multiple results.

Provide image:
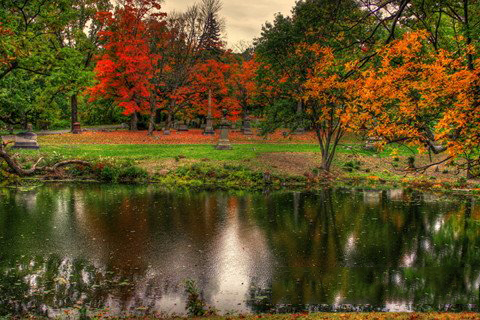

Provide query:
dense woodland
left=0, top=0, right=479, bottom=176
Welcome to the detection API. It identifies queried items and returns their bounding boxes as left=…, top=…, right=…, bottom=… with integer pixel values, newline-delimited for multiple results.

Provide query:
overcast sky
left=162, top=0, right=296, bottom=50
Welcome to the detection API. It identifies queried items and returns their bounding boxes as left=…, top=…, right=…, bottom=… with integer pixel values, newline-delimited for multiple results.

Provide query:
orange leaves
left=351, top=31, right=479, bottom=157
left=184, top=58, right=242, bottom=119
left=39, top=130, right=319, bottom=145
left=228, top=58, right=260, bottom=112
left=302, top=43, right=353, bottom=125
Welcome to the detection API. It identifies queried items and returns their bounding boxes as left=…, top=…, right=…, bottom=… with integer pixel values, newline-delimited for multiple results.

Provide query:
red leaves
left=40, top=130, right=319, bottom=145
left=88, top=0, right=165, bottom=115
left=182, top=58, right=241, bottom=120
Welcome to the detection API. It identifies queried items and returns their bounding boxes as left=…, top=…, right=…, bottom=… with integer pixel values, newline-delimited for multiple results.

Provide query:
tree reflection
left=0, top=186, right=478, bottom=316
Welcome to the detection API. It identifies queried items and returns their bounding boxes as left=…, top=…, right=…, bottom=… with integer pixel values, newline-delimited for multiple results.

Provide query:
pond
left=0, top=185, right=479, bottom=317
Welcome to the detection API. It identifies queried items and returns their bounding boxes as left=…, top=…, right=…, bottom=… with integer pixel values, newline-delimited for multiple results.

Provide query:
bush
left=343, top=160, right=362, bottom=172
left=455, top=177, right=468, bottom=188
left=50, top=119, right=70, bottom=130
left=94, top=160, right=148, bottom=183
left=119, top=165, right=148, bottom=182
left=0, top=161, right=20, bottom=186
left=157, top=162, right=294, bottom=190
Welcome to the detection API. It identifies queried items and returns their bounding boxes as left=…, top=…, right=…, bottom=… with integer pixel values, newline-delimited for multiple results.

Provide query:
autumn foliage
left=88, top=0, right=165, bottom=116
left=184, top=58, right=239, bottom=119
left=85, top=0, right=477, bottom=176
left=352, top=31, right=479, bottom=159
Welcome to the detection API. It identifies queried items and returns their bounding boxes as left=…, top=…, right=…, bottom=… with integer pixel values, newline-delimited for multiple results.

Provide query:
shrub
left=455, top=177, right=468, bottom=188
left=96, top=160, right=148, bottom=183
left=343, top=160, right=362, bottom=172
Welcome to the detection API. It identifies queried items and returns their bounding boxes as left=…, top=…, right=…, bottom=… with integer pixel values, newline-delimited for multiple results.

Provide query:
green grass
left=18, top=144, right=320, bottom=161
left=16, top=142, right=417, bottom=162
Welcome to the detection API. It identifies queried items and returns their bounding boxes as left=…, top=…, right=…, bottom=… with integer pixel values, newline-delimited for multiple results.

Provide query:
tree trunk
left=71, top=94, right=78, bottom=132
left=148, top=111, right=155, bottom=136
left=0, top=136, right=91, bottom=176
left=166, top=111, right=172, bottom=130
left=295, top=100, right=305, bottom=133
left=315, top=125, right=344, bottom=172
left=130, top=112, right=138, bottom=131
left=466, top=159, right=473, bottom=179
left=148, top=97, right=156, bottom=136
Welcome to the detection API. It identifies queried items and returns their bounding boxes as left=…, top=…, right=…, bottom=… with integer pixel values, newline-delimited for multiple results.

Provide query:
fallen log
left=0, top=137, right=91, bottom=177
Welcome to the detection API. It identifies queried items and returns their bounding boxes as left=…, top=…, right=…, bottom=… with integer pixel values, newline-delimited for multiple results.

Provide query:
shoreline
left=8, top=167, right=480, bottom=198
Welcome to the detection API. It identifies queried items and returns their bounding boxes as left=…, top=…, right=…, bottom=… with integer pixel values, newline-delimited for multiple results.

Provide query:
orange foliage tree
left=301, top=44, right=357, bottom=171
left=186, top=58, right=240, bottom=120
left=228, top=58, right=259, bottom=126
left=352, top=31, right=479, bottom=176
left=0, top=23, right=16, bottom=78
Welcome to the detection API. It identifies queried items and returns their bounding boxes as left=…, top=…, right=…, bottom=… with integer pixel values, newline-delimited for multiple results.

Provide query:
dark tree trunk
left=466, top=160, right=473, bottom=179
left=130, top=112, right=138, bottom=131
left=148, top=111, right=155, bottom=136
left=71, top=94, right=78, bottom=132
left=166, top=112, right=172, bottom=130
left=0, top=136, right=91, bottom=176
left=313, top=116, right=344, bottom=172
left=148, top=96, right=156, bottom=136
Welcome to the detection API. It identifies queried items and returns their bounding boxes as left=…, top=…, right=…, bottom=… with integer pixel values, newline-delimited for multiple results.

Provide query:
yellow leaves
left=466, top=44, right=476, bottom=55
left=390, top=148, right=399, bottom=157
left=348, top=30, right=480, bottom=158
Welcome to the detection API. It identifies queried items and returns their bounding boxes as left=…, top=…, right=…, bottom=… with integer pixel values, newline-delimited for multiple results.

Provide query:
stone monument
left=241, top=115, right=253, bottom=135
left=72, top=122, right=82, bottom=134
left=203, top=91, right=215, bottom=135
left=13, top=124, right=40, bottom=150
left=203, top=114, right=214, bottom=135
left=215, top=109, right=232, bottom=150
left=177, top=121, right=189, bottom=131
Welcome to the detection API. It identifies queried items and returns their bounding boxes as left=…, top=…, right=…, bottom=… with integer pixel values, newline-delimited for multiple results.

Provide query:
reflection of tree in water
left=0, top=256, right=107, bottom=316
left=0, top=186, right=274, bottom=316
left=246, top=190, right=480, bottom=312
left=0, top=186, right=479, bottom=316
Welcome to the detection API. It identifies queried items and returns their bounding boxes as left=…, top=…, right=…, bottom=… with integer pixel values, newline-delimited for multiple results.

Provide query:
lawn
left=19, top=144, right=321, bottom=161
left=17, top=142, right=414, bottom=162
left=4, top=129, right=418, bottom=163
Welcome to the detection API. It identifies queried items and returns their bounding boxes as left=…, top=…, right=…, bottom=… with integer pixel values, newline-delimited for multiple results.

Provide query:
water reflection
left=0, top=186, right=479, bottom=316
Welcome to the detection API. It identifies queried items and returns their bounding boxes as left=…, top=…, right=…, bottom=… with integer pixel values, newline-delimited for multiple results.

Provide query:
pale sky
left=162, top=0, right=296, bottom=50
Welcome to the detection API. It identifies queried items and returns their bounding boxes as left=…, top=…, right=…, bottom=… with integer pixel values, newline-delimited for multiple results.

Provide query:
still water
left=0, top=185, right=479, bottom=316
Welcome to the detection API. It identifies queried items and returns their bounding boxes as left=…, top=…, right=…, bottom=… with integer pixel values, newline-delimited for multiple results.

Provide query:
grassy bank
left=0, top=128, right=477, bottom=192
left=1, top=141, right=476, bottom=195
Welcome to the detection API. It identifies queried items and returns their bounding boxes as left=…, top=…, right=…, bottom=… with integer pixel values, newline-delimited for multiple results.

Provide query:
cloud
left=162, top=0, right=295, bottom=48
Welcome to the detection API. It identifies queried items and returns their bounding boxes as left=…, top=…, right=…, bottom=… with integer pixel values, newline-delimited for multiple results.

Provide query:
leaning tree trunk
left=71, top=94, right=78, bottom=132
left=0, top=136, right=91, bottom=176
left=314, top=125, right=344, bottom=172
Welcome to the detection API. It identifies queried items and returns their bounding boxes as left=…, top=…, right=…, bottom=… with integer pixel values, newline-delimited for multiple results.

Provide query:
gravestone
left=242, top=116, right=253, bottom=135
left=177, top=121, right=189, bottom=132
left=13, top=124, right=39, bottom=150
left=215, top=109, right=232, bottom=150
left=72, top=122, right=82, bottom=134
left=203, top=115, right=214, bottom=135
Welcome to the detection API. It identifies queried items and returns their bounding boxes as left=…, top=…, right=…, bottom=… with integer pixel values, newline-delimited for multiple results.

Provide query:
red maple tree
left=228, top=58, right=259, bottom=120
left=185, top=58, right=241, bottom=120
left=88, top=0, right=166, bottom=130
